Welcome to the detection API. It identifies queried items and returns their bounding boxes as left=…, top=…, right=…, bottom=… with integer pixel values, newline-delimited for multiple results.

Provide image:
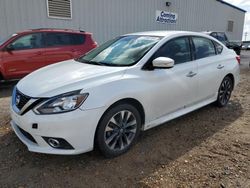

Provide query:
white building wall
left=0, top=0, right=245, bottom=43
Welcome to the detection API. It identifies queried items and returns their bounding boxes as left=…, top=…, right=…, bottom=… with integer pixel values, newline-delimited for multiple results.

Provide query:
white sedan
left=10, top=31, right=240, bottom=157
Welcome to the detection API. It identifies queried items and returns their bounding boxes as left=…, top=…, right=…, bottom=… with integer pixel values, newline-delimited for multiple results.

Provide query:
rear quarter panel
left=222, top=49, right=240, bottom=88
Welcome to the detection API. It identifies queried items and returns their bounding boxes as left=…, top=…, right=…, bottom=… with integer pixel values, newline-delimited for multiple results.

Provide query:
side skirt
left=143, top=95, right=217, bottom=131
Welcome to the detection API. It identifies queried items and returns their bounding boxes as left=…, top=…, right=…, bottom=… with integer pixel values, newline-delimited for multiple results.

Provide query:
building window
left=227, top=21, right=234, bottom=32
left=47, top=0, right=72, bottom=19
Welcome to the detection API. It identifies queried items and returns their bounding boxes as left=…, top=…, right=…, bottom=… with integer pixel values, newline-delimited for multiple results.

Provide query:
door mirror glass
left=152, top=57, right=175, bottom=68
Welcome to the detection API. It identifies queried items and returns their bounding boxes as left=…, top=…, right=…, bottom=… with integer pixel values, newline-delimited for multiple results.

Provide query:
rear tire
left=215, top=76, right=233, bottom=107
left=96, top=103, right=141, bottom=158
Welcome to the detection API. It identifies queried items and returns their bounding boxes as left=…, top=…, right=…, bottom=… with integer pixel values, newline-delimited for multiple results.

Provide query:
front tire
left=216, top=76, right=233, bottom=107
left=96, top=103, right=141, bottom=158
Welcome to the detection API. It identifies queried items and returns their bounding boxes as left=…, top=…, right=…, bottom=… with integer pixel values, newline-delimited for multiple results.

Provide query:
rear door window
left=44, top=32, right=85, bottom=47
left=192, top=37, right=216, bottom=60
left=71, top=34, right=85, bottom=45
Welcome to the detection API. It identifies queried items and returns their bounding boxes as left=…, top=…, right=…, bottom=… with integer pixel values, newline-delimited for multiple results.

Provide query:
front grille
left=15, top=89, right=31, bottom=110
left=17, top=126, right=37, bottom=144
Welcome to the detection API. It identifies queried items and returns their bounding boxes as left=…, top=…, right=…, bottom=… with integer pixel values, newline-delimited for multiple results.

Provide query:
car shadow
left=0, top=99, right=243, bottom=187
left=0, top=80, right=17, bottom=98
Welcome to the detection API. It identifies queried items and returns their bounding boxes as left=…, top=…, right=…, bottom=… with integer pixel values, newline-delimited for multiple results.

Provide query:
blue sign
left=156, top=10, right=178, bottom=24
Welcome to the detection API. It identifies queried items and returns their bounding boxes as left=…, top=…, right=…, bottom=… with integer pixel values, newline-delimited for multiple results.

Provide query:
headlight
left=34, top=91, right=88, bottom=114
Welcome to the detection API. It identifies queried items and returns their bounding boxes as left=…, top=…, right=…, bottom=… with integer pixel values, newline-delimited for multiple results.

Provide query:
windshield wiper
left=75, top=58, right=130, bottom=67
left=75, top=59, right=105, bottom=66
left=88, top=61, right=105, bottom=66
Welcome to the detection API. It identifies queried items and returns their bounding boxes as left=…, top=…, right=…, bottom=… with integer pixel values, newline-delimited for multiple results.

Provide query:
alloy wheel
left=218, top=78, right=232, bottom=106
left=104, top=110, right=137, bottom=151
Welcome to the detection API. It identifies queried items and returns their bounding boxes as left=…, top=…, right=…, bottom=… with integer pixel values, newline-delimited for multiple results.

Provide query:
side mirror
left=152, top=57, right=175, bottom=69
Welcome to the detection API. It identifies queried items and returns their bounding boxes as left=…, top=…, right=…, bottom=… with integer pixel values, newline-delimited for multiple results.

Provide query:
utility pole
left=244, top=32, right=248, bottom=41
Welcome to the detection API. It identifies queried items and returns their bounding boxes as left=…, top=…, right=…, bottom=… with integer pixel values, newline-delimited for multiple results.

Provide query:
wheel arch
left=225, top=73, right=235, bottom=90
left=94, top=97, right=145, bottom=146
left=110, top=98, right=145, bottom=125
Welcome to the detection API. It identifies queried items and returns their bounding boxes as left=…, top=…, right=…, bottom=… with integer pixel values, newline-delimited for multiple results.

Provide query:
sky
left=224, top=0, right=250, bottom=40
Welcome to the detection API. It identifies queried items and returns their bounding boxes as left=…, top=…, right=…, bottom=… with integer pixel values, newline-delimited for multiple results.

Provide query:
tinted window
left=10, top=33, right=43, bottom=50
left=192, top=37, right=216, bottom=59
left=45, top=33, right=85, bottom=47
left=210, top=32, right=217, bottom=39
left=153, top=37, right=191, bottom=64
left=71, top=34, right=85, bottom=45
left=216, top=33, right=228, bottom=43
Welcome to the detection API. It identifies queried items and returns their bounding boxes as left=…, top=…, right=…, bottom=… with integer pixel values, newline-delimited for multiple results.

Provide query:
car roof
left=203, top=31, right=213, bottom=35
left=202, top=31, right=225, bottom=35
left=15, top=28, right=91, bottom=35
left=124, top=30, right=212, bottom=38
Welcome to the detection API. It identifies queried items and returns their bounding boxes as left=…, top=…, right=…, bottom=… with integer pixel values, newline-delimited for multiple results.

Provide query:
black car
left=204, top=31, right=242, bottom=55
left=241, top=42, right=250, bottom=50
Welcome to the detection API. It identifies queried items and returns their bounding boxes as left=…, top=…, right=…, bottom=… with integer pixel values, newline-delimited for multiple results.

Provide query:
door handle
left=186, top=71, right=197, bottom=78
left=217, top=64, right=224, bottom=69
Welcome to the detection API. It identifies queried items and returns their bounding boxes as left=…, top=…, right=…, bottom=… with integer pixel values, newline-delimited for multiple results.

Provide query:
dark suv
left=204, top=31, right=242, bottom=55
left=0, top=28, right=97, bottom=81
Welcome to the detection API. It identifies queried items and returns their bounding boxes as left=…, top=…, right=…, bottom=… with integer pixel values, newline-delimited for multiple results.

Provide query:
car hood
left=17, top=59, right=128, bottom=97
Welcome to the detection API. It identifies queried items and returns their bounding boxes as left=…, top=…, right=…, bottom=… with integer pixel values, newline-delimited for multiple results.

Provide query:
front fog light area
left=34, top=92, right=88, bottom=114
left=43, top=137, right=74, bottom=149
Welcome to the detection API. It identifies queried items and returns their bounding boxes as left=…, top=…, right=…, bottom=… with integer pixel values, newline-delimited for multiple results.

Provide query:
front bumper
left=10, top=106, right=105, bottom=155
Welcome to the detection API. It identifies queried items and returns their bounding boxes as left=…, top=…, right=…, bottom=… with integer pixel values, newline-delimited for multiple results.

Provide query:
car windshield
left=77, top=35, right=161, bottom=66
left=0, top=33, right=18, bottom=46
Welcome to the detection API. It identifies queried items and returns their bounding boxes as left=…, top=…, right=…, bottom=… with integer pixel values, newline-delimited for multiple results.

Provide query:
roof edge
left=216, top=0, right=246, bottom=13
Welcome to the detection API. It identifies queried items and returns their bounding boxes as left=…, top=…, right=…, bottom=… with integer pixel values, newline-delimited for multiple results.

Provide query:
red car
left=0, top=28, right=97, bottom=81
